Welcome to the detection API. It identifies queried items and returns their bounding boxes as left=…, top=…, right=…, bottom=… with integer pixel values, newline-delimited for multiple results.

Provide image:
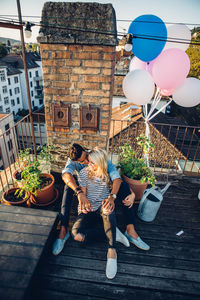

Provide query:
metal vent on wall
left=80, top=105, right=99, bottom=131
left=52, top=103, right=71, bottom=129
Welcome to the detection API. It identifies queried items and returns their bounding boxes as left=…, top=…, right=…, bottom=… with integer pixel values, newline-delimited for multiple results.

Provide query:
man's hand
left=77, top=193, right=92, bottom=214
left=122, top=193, right=135, bottom=208
left=102, top=195, right=115, bottom=214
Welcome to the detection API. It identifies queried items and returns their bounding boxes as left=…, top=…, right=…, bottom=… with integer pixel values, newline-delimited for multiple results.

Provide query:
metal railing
left=0, top=115, right=199, bottom=195
left=109, top=119, right=200, bottom=176
left=0, top=113, right=46, bottom=194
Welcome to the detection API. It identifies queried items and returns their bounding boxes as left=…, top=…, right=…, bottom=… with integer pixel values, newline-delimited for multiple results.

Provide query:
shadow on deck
left=1, top=175, right=200, bottom=300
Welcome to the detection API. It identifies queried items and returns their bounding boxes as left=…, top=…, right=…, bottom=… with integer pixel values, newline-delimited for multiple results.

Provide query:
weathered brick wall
left=38, top=2, right=117, bottom=172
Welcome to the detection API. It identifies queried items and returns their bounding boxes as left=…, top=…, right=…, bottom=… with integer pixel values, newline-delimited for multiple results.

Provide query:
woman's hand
left=102, top=195, right=115, bottom=215
left=122, top=193, right=135, bottom=208
left=78, top=193, right=92, bottom=214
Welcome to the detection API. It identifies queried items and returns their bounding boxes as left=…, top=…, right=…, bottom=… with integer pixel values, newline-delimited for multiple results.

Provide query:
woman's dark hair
left=67, top=143, right=85, bottom=161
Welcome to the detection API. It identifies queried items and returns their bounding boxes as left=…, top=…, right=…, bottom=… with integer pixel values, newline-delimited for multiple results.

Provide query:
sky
left=0, top=0, right=200, bottom=43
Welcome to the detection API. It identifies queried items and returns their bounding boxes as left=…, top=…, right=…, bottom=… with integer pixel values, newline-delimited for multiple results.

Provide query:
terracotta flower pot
left=122, top=175, right=148, bottom=203
left=13, top=170, right=23, bottom=188
left=30, top=173, right=55, bottom=205
left=2, top=188, right=30, bottom=207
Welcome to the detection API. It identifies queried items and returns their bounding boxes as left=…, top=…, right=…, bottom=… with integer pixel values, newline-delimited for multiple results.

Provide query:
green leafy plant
left=118, top=134, right=156, bottom=187
left=16, top=145, right=54, bottom=198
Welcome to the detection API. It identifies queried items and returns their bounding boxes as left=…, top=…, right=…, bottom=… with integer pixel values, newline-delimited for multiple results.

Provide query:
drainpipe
left=16, top=0, right=37, bottom=158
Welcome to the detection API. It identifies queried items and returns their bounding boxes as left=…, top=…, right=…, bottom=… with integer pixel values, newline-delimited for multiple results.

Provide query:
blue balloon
left=128, top=14, right=167, bottom=62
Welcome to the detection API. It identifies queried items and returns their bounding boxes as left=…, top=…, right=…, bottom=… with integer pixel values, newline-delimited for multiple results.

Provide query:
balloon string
left=148, top=98, right=173, bottom=121
left=146, top=88, right=161, bottom=120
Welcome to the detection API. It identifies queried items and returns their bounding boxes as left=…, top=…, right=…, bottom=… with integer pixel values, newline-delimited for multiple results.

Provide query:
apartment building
left=0, top=63, right=23, bottom=115
left=0, top=113, right=17, bottom=170
left=0, top=52, right=44, bottom=113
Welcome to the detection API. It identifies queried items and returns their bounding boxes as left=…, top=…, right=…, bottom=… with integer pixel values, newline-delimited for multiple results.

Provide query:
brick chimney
left=37, top=2, right=117, bottom=172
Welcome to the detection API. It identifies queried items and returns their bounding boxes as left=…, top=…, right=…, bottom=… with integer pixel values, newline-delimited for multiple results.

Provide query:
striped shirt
left=78, top=167, right=110, bottom=212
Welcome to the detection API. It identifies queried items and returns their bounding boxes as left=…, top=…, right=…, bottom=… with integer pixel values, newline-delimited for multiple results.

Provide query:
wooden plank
left=0, top=211, right=57, bottom=226
left=0, top=287, right=24, bottom=300
left=0, top=205, right=59, bottom=300
left=38, top=263, right=200, bottom=296
left=50, top=245, right=200, bottom=271
left=32, top=276, right=200, bottom=300
left=0, top=204, right=58, bottom=218
left=0, top=220, right=53, bottom=235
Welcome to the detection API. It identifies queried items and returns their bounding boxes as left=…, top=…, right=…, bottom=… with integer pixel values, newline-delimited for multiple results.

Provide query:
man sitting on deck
left=52, top=143, right=150, bottom=255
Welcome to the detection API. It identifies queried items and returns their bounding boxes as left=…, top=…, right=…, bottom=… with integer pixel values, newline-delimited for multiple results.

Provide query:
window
left=31, top=91, right=34, bottom=97
left=30, top=81, right=33, bottom=87
left=0, top=95, right=2, bottom=101
left=4, top=97, right=9, bottom=105
left=32, top=100, right=34, bottom=107
left=2, top=86, right=7, bottom=93
left=40, top=124, right=46, bottom=133
left=29, top=71, right=32, bottom=78
left=9, top=89, right=12, bottom=96
left=35, top=70, right=39, bottom=77
left=17, top=97, right=20, bottom=104
left=11, top=99, right=15, bottom=106
left=6, top=108, right=10, bottom=113
left=5, top=123, right=10, bottom=136
left=0, top=70, right=6, bottom=81
left=39, top=99, right=43, bottom=105
left=7, top=140, right=13, bottom=151
left=0, top=106, right=3, bottom=112
left=14, top=87, right=20, bottom=94
left=14, top=76, right=18, bottom=83
left=33, top=124, right=38, bottom=132
left=8, top=78, right=11, bottom=85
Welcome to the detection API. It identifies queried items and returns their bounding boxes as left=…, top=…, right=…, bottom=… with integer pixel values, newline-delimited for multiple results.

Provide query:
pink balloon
left=160, top=89, right=174, bottom=96
left=129, top=56, right=147, bottom=72
left=151, top=48, right=190, bottom=90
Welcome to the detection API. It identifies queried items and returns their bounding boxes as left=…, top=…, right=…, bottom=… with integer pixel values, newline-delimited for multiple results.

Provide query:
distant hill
left=0, top=37, right=21, bottom=45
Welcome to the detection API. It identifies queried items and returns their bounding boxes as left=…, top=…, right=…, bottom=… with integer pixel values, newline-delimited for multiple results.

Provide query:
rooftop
left=1, top=174, right=199, bottom=300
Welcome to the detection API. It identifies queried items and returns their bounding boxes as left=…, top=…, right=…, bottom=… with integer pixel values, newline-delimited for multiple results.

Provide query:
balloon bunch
left=123, top=14, right=200, bottom=109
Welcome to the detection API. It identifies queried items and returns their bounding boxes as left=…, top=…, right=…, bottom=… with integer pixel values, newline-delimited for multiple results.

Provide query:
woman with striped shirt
left=71, top=148, right=128, bottom=279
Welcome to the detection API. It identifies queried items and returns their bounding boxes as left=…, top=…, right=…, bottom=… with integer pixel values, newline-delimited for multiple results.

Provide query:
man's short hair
left=67, top=143, right=85, bottom=161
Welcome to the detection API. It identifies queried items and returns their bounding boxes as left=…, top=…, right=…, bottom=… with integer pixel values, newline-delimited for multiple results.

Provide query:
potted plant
left=13, top=145, right=58, bottom=206
left=118, top=134, right=156, bottom=202
left=2, top=187, right=31, bottom=207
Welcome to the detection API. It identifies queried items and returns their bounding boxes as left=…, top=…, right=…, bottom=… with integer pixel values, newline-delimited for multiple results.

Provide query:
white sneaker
left=116, top=227, right=130, bottom=247
left=106, top=254, right=117, bottom=279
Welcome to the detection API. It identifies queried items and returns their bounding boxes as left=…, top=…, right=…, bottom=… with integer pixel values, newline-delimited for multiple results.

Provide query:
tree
left=0, top=43, right=8, bottom=58
left=186, top=45, right=200, bottom=80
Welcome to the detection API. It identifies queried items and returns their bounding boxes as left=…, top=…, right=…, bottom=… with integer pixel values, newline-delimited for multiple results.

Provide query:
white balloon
left=129, top=56, right=147, bottom=72
left=173, top=77, right=200, bottom=107
left=122, top=69, right=155, bottom=105
left=163, top=24, right=191, bottom=52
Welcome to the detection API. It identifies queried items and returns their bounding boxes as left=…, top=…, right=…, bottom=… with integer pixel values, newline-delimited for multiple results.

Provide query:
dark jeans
left=60, top=180, right=135, bottom=228
left=71, top=206, right=116, bottom=249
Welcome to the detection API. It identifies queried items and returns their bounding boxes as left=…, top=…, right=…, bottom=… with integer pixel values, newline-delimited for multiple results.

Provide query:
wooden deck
left=0, top=176, right=199, bottom=300
left=29, top=176, right=200, bottom=300
left=0, top=205, right=59, bottom=300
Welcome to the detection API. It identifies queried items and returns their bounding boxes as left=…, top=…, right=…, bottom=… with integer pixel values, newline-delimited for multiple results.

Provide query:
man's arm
left=62, top=173, right=92, bottom=212
left=102, top=178, right=122, bottom=211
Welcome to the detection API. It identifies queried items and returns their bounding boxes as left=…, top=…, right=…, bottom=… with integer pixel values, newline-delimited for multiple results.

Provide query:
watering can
left=137, top=183, right=171, bottom=222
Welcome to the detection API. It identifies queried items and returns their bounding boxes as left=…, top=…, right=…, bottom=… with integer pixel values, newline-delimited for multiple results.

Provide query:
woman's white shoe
left=106, top=254, right=117, bottom=279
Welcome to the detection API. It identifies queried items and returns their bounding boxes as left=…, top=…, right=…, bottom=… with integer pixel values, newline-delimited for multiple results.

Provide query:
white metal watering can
left=137, top=183, right=171, bottom=222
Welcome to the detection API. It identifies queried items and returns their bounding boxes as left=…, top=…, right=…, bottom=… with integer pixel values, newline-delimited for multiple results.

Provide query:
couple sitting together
left=52, top=143, right=150, bottom=279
